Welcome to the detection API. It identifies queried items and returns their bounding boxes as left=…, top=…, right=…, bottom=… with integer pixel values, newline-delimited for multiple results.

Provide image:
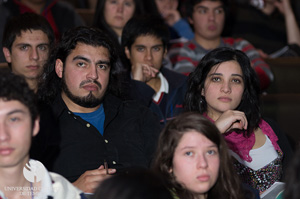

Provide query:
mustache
left=79, top=80, right=102, bottom=89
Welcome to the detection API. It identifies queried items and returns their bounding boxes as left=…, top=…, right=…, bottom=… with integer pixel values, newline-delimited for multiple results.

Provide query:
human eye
left=211, top=76, right=221, bottom=82
left=124, top=0, right=133, bottom=6
left=97, top=64, right=108, bottom=70
left=136, top=47, right=145, bottom=52
left=77, top=62, right=86, bottom=68
left=8, top=114, right=23, bottom=124
left=196, top=8, right=207, bottom=14
left=207, top=149, right=218, bottom=155
left=232, top=77, right=243, bottom=84
left=19, top=45, right=29, bottom=51
left=108, top=0, right=117, bottom=4
left=215, top=8, right=224, bottom=14
left=153, top=46, right=161, bottom=52
left=184, top=151, right=193, bottom=157
left=38, top=45, right=49, bottom=52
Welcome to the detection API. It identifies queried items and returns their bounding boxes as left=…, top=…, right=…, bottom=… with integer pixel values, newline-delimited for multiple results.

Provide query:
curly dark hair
left=184, top=47, right=261, bottom=137
left=152, top=112, right=246, bottom=199
left=38, top=26, right=128, bottom=104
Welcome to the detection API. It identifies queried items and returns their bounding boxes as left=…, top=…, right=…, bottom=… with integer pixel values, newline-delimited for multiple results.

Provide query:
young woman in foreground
left=152, top=112, right=247, bottom=199
left=185, top=47, right=293, bottom=194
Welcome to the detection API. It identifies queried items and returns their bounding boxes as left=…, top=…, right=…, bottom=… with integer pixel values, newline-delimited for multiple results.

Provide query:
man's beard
left=61, top=75, right=104, bottom=108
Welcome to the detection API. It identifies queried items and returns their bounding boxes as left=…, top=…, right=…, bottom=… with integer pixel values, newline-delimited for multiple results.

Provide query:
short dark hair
left=0, top=68, right=38, bottom=126
left=184, top=47, right=261, bottom=137
left=185, top=0, right=229, bottom=19
left=2, top=12, right=55, bottom=52
left=38, top=26, right=127, bottom=103
left=152, top=112, right=245, bottom=199
left=94, top=168, right=173, bottom=199
left=121, top=14, right=170, bottom=51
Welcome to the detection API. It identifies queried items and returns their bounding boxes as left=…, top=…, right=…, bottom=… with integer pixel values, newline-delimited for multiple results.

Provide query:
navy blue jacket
left=129, top=67, right=187, bottom=126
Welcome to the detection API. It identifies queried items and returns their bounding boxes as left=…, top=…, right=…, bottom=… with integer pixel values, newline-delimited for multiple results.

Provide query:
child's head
left=153, top=112, right=237, bottom=198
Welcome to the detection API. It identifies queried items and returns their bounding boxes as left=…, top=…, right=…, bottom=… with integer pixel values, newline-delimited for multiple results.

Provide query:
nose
left=117, top=2, right=124, bottom=13
left=145, top=50, right=153, bottom=61
left=208, top=10, right=216, bottom=21
left=197, top=154, right=208, bottom=169
left=30, top=48, right=39, bottom=60
left=0, top=123, right=10, bottom=142
left=86, top=65, right=98, bottom=80
left=221, top=81, right=231, bottom=93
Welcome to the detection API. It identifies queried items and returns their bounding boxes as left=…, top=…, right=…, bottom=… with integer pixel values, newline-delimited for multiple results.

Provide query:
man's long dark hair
left=38, top=26, right=128, bottom=104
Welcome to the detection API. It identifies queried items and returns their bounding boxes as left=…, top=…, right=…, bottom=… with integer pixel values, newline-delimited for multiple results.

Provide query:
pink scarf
left=204, top=113, right=281, bottom=162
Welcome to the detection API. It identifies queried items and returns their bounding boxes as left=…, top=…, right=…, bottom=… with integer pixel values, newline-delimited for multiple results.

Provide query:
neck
left=61, top=92, right=101, bottom=113
left=207, top=111, right=221, bottom=121
left=0, top=158, right=31, bottom=198
left=194, top=34, right=221, bottom=50
left=195, top=193, right=207, bottom=199
left=26, top=78, right=38, bottom=93
left=111, top=27, right=122, bottom=38
left=20, top=0, right=45, bottom=14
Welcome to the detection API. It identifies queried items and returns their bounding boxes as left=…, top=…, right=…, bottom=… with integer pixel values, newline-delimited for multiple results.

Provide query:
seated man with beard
left=38, top=26, right=161, bottom=194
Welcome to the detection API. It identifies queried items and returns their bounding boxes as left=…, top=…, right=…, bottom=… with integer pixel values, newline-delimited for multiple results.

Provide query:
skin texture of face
left=3, top=30, right=50, bottom=81
left=189, top=1, right=225, bottom=42
left=172, top=130, right=220, bottom=199
left=202, top=60, right=245, bottom=120
left=104, top=0, right=136, bottom=36
left=0, top=100, right=39, bottom=169
left=125, top=35, right=166, bottom=72
left=55, top=43, right=111, bottom=113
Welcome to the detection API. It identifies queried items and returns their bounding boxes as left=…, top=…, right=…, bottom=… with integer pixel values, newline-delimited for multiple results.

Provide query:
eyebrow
left=179, top=145, right=217, bottom=150
left=134, top=44, right=163, bottom=48
left=7, top=109, right=27, bottom=116
left=208, top=73, right=243, bottom=78
left=73, top=55, right=111, bottom=66
left=195, top=5, right=224, bottom=10
left=15, top=43, right=49, bottom=47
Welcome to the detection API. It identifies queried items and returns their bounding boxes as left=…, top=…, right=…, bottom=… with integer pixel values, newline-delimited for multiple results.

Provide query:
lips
left=0, top=148, right=14, bottom=155
left=82, top=84, right=99, bottom=91
left=196, top=174, right=210, bottom=182
left=26, top=65, right=39, bottom=70
left=208, top=25, right=217, bottom=31
left=218, top=96, right=232, bottom=102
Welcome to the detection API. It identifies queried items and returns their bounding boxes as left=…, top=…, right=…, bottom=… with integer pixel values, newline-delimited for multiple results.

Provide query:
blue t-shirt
left=74, top=104, right=105, bottom=135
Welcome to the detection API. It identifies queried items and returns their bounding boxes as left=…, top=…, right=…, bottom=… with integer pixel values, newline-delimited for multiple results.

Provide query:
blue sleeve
left=172, top=18, right=194, bottom=40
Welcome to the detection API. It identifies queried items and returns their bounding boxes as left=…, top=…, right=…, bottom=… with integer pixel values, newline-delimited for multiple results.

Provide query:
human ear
left=32, top=117, right=40, bottom=137
left=188, top=17, right=194, bottom=25
left=201, top=88, right=205, bottom=96
left=55, top=59, right=63, bottom=78
left=3, top=47, right=12, bottom=63
left=124, top=47, right=131, bottom=60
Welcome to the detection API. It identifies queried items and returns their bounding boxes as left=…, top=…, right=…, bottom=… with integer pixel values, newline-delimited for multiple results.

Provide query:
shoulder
left=161, top=67, right=187, bottom=87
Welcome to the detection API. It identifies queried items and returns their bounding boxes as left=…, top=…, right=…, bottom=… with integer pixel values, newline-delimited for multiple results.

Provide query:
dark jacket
left=130, top=67, right=187, bottom=126
left=49, top=94, right=161, bottom=182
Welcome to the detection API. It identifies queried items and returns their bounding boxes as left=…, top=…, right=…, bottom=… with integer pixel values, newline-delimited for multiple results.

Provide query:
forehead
left=67, top=43, right=110, bottom=61
left=0, top=99, right=30, bottom=116
left=177, top=130, right=216, bottom=147
left=209, top=60, right=242, bottom=74
left=132, top=35, right=163, bottom=46
left=194, top=0, right=223, bottom=8
left=13, top=30, right=49, bottom=46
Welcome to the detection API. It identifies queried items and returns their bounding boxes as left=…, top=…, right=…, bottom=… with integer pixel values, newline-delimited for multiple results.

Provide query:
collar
left=153, top=72, right=169, bottom=103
